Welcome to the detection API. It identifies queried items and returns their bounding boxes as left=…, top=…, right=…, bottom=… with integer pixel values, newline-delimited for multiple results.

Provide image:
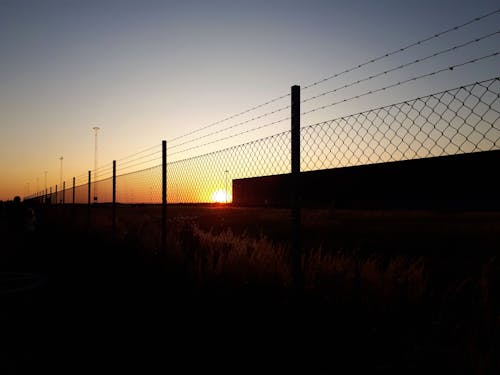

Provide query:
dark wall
left=232, top=150, right=500, bottom=210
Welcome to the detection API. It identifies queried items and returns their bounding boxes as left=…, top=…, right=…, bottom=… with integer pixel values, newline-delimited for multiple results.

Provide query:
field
left=3, top=202, right=500, bottom=374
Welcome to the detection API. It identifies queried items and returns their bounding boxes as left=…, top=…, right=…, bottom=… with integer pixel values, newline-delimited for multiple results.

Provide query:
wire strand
left=301, top=51, right=500, bottom=117
left=169, top=93, right=291, bottom=144
left=302, top=30, right=500, bottom=104
left=169, top=104, right=291, bottom=150
left=302, top=8, right=500, bottom=90
left=167, top=116, right=290, bottom=157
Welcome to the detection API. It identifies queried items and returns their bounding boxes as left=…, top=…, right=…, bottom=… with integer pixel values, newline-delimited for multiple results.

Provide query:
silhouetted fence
left=24, top=76, right=500, bottom=291
left=28, top=76, right=500, bottom=207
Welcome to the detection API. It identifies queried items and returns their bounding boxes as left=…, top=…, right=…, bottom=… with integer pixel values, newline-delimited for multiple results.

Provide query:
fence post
left=62, top=181, right=65, bottom=204
left=112, top=160, right=116, bottom=241
left=88, top=171, right=91, bottom=206
left=49, top=187, right=52, bottom=205
left=87, top=170, right=91, bottom=230
left=55, top=184, right=58, bottom=205
left=161, top=140, right=167, bottom=255
left=72, top=177, right=76, bottom=227
left=291, top=84, right=303, bottom=297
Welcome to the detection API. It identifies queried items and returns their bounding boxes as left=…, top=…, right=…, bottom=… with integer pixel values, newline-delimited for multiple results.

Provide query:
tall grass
left=48, top=205, right=500, bottom=373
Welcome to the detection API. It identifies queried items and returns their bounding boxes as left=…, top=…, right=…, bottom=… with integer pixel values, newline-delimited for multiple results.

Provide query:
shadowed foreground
left=1, top=205, right=499, bottom=374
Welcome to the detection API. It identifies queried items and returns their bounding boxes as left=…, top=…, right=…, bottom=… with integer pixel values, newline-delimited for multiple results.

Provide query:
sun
left=211, top=189, right=230, bottom=203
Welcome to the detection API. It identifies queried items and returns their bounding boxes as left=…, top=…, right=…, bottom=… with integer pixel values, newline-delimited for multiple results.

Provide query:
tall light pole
left=93, top=126, right=100, bottom=203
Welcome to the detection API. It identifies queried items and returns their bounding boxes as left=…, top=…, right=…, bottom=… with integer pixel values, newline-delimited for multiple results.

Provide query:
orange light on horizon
left=211, top=189, right=231, bottom=203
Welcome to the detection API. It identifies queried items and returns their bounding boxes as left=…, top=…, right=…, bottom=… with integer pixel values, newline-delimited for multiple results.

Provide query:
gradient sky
left=1, top=0, right=499, bottom=200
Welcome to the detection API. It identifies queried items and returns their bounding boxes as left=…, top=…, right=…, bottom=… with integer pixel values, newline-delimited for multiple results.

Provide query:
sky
left=0, top=0, right=499, bottom=200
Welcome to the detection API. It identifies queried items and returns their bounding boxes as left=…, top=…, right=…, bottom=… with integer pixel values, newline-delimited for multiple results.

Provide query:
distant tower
left=93, top=126, right=100, bottom=203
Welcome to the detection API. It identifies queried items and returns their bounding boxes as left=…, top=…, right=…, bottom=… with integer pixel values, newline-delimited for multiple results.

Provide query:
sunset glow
left=211, top=189, right=231, bottom=203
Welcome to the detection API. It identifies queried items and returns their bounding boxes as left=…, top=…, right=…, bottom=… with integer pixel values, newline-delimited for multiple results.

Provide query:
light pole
left=93, top=126, right=100, bottom=203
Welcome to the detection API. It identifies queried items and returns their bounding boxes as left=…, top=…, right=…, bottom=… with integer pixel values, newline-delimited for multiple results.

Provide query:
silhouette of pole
left=59, top=156, right=63, bottom=202
left=112, top=160, right=116, bottom=240
left=291, top=84, right=303, bottom=297
left=161, top=140, right=167, bottom=255
left=44, top=171, right=48, bottom=203
left=93, top=127, right=100, bottom=203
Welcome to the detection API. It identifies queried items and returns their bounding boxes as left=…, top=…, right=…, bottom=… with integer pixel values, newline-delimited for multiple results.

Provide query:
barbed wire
left=302, top=8, right=500, bottom=90
left=167, top=116, right=290, bottom=157
left=116, top=156, right=163, bottom=174
left=115, top=161, right=163, bottom=178
left=116, top=143, right=162, bottom=162
left=168, top=103, right=291, bottom=150
left=167, top=29, right=500, bottom=154
left=30, top=9, right=500, bottom=196
left=302, top=30, right=500, bottom=104
left=301, top=51, right=500, bottom=117
left=303, top=75, right=500, bottom=131
left=166, top=8, right=499, bottom=150
left=168, top=93, right=291, bottom=144
left=117, top=149, right=162, bottom=168
left=168, top=51, right=499, bottom=159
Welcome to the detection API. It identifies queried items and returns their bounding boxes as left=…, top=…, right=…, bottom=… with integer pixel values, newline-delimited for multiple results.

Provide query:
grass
left=37, top=203, right=500, bottom=373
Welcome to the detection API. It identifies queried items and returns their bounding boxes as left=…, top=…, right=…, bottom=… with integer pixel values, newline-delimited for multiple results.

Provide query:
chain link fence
left=302, top=77, right=500, bottom=171
left=26, top=77, right=499, bottom=205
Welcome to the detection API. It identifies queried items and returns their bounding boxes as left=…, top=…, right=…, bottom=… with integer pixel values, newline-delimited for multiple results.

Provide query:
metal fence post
left=87, top=170, right=91, bottom=230
left=112, top=160, right=116, bottom=240
left=88, top=171, right=91, bottom=206
left=55, top=184, right=58, bottom=205
left=161, top=140, right=167, bottom=255
left=72, top=177, right=76, bottom=226
left=291, top=84, right=303, bottom=296
left=62, top=181, right=65, bottom=204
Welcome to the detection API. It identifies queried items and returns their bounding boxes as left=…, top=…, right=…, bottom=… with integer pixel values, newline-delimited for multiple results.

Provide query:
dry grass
left=44, top=204, right=500, bottom=373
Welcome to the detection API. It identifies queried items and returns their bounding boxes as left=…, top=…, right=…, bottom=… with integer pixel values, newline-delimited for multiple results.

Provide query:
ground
left=1, top=203, right=499, bottom=374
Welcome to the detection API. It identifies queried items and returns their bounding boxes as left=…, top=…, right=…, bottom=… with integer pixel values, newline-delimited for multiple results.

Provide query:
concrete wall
left=233, top=150, right=500, bottom=210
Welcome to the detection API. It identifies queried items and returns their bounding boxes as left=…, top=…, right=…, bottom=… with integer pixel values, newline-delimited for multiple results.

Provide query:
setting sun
left=211, top=189, right=231, bottom=203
